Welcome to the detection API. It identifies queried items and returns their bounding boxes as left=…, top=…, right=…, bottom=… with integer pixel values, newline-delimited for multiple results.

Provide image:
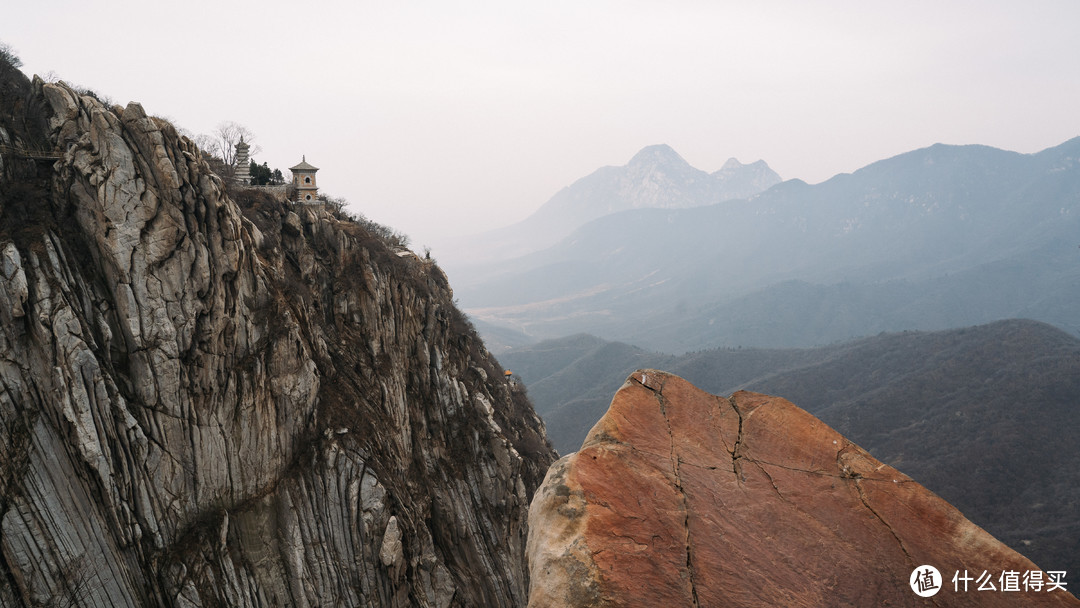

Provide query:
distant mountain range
left=501, top=319, right=1080, bottom=578
left=458, top=138, right=1080, bottom=352
left=440, top=144, right=781, bottom=268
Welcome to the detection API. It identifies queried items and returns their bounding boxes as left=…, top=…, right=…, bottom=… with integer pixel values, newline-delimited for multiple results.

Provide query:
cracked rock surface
left=526, top=370, right=1079, bottom=607
left=0, top=71, right=555, bottom=607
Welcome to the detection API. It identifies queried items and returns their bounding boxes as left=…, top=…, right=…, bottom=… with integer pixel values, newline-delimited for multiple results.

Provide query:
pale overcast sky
left=6, top=1, right=1080, bottom=252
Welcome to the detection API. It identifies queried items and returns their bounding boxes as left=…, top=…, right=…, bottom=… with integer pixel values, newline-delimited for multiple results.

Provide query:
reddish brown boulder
left=527, top=370, right=1079, bottom=607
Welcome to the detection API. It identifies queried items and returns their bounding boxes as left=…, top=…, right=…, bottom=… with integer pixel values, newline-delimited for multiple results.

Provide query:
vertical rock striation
left=0, top=66, right=554, bottom=607
left=528, top=370, right=1079, bottom=607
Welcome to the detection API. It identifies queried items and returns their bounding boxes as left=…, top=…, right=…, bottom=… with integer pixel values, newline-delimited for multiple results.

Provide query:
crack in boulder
left=651, top=378, right=701, bottom=608
left=727, top=396, right=745, bottom=483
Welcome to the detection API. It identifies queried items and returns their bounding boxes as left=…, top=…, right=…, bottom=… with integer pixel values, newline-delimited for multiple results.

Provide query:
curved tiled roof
left=289, top=156, right=319, bottom=171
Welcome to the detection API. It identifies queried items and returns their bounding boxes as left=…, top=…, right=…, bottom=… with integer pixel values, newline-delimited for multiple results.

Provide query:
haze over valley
left=449, top=138, right=1080, bottom=353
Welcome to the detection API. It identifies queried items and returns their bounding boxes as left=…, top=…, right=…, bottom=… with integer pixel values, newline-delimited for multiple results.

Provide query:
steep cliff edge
left=0, top=61, right=554, bottom=607
left=528, top=370, right=1079, bottom=607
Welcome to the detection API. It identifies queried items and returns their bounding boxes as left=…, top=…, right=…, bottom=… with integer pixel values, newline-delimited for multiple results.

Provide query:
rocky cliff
left=0, top=59, right=555, bottom=607
left=528, top=370, right=1079, bottom=607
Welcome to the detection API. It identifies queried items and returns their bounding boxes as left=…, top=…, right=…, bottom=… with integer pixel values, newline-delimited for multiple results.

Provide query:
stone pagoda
left=234, top=137, right=251, bottom=185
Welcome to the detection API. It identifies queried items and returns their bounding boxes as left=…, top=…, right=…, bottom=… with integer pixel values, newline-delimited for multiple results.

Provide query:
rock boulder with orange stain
left=526, top=370, right=1080, bottom=607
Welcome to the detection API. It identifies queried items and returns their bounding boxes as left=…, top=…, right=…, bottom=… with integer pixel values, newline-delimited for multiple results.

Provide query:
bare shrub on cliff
left=0, top=41, right=21, bottom=69
left=191, top=133, right=217, bottom=157
left=324, top=195, right=411, bottom=250
left=323, top=194, right=348, bottom=215
left=70, top=84, right=115, bottom=107
left=210, top=121, right=259, bottom=167
left=188, top=122, right=259, bottom=176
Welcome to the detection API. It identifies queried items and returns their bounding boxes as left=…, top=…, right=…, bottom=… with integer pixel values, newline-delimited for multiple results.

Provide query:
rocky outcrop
left=527, top=370, right=1079, bottom=607
left=0, top=63, right=554, bottom=607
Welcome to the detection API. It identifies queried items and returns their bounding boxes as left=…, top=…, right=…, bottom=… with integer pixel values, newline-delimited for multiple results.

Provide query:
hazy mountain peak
left=712, top=156, right=783, bottom=195
left=439, top=144, right=782, bottom=268
left=627, top=143, right=691, bottom=169
left=719, top=157, right=745, bottom=170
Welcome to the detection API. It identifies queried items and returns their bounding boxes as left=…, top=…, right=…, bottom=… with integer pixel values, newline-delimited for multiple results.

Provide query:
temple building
left=290, top=156, right=319, bottom=203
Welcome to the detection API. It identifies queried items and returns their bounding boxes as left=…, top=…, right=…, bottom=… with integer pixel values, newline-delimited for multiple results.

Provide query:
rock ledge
left=527, top=370, right=1079, bottom=607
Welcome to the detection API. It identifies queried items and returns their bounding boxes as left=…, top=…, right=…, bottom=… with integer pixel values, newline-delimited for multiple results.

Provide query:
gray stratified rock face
left=0, top=74, right=554, bottom=607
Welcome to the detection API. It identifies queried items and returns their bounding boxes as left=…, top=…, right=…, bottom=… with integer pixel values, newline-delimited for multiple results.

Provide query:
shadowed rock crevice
left=853, top=477, right=915, bottom=566
left=750, top=459, right=794, bottom=506
left=527, top=370, right=1080, bottom=607
left=728, top=395, right=745, bottom=481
